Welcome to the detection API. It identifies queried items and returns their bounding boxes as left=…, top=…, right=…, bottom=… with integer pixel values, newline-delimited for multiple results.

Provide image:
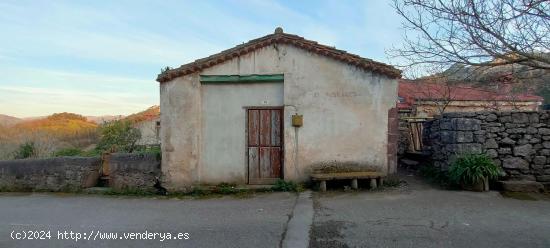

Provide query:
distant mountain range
left=434, top=62, right=550, bottom=104
left=0, top=114, right=22, bottom=127
left=0, top=106, right=160, bottom=127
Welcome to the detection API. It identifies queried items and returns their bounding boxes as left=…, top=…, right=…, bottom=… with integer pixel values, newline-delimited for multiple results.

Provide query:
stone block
left=502, top=157, right=529, bottom=170
left=456, top=131, right=473, bottom=143
left=452, top=118, right=480, bottom=131
left=512, top=113, right=529, bottom=123
left=500, top=137, right=516, bottom=145
left=486, top=126, right=501, bottom=133
left=499, top=180, right=543, bottom=192
left=445, top=143, right=482, bottom=155
left=498, top=148, right=512, bottom=154
left=529, top=113, right=539, bottom=123
left=505, top=123, right=518, bottom=128
left=499, top=115, right=512, bottom=123
left=543, top=142, right=550, bottom=149
left=506, top=128, right=527, bottom=134
left=539, top=128, right=550, bottom=135
left=440, top=120, right=452, bottom=130
left=536, top=176, right=550, bottom=182
left=486, top=114, right=497, bottom=122
left=484, top=139, right=499, bottom=149
left=526, top=127, right=538, bottom=134
left=474, top=135, right=486, bottom=143
left=440, top=131, right=456, bottom=143
left=514, top=144, right=533, bottom=157
left=533, top=156, right=546, bottom=165
left=486, top=149, right=498, bottom=158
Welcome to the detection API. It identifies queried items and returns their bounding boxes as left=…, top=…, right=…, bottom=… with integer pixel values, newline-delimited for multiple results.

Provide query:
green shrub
left=96, top=120, right=141, bottom=153
left=80, top=149, right=101, bottom=157
left=215, top=183, right=238, bottom=194
left=272, top=179, right=299, bottom=192
left=13, top=142, right=36, bottom=159
left=448, top=153, right=501, bottom=185
left=53, top=148, right=84, bottom=157
left=134, top=146, right=161, bottom=160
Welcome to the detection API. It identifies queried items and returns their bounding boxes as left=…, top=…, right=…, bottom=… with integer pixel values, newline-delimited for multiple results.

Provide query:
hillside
left=124, top=105, right=160, bottom=123
left=437, top=62, right=550, bottom=104
left=13, top=112, right=98, bottom=137
left=0, top=114, right=22, bottom=127
left=86, top=115, right=124, bottom=124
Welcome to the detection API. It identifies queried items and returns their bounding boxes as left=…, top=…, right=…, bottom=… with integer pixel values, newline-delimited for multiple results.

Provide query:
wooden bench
left=311, top=172, right=386, bottom=192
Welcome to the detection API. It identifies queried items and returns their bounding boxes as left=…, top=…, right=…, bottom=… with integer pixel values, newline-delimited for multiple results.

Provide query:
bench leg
left=319, top=180, right=327, bottom=192
left=370, top=178, right=377, bottom=189
left=377, top=177, right=384, bottom=187
left=351, top=178, right=358, bottom=190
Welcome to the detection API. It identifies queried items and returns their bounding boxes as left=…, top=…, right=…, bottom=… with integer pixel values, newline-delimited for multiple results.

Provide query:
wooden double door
left=247, top=108, right=283, bottom=184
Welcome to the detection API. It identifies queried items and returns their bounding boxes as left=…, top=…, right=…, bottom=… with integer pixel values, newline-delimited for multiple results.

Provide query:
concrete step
left=498, top=181, right=544, bottom=193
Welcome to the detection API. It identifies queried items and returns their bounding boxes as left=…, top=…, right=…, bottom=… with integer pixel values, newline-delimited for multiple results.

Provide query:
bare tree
left=389, top=0, right=550, bottom=78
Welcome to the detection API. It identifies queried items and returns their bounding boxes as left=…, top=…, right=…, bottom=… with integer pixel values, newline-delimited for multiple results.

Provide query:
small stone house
left=156, top=28, right=400, bottom=191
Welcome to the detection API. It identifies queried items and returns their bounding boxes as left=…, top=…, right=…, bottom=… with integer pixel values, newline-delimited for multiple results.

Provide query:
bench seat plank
left=311, top=172, right=385, bottom=181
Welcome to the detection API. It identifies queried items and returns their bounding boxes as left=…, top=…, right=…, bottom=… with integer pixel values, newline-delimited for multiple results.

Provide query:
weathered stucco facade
left=158, top=30, right=399, bottom=191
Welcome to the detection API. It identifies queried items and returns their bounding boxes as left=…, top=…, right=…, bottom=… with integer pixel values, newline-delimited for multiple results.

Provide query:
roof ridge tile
left=157, top=31, right=400, bottom=82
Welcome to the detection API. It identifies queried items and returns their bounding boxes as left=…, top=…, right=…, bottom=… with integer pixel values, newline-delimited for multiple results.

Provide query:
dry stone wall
left=0, top=157, right=101, bottom=191
left=424, top=111, right=550, bottom=183
left=109, top=153, right=161, bottom=192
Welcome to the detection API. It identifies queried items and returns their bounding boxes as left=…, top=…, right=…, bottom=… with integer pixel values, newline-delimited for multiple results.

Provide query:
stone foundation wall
left=0, top=157, right=101, bottom=191
left=109, top=153, right=161, bottom=192
left=424, top=111, right=550, bottom=183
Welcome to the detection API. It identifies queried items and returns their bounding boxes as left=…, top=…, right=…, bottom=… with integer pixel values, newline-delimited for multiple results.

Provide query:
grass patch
left=382, top=175, right=402, bottom=187
left=101, top=188, right=157, bottom=197
left=271, top=179, right=304, bottom=192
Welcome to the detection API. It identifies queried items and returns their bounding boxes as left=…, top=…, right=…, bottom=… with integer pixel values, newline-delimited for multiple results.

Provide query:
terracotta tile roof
left=157, top=28, right=401, bottom=83
left=398, top=79, right=543, bottom=109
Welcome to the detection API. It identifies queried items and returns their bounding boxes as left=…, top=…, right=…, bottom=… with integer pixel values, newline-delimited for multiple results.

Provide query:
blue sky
left=0, top=0, right=405, bottom=118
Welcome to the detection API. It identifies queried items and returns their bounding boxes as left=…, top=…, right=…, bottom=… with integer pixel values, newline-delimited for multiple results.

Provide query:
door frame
left=244, top=106, right=284, bottom=184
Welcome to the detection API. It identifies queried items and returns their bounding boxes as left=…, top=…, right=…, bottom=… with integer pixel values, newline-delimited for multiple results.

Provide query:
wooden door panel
left=248, top=110, right=259, bottom=146
left=259, top=110, right=271, bottom=146
left=259, top=147, right=271, bottom=178
left=270, top=147, right=281, bottom=178
left=271, top=110, right=281, bottom=146
left=248, top=147, right=259, bottom=180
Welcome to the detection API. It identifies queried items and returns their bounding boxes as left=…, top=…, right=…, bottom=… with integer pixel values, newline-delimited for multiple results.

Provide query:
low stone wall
left=424, top=111, right=550, bottom=185
left=109, top=153, right=161, bottom=192
left=0, top=157, right=101, bottom=191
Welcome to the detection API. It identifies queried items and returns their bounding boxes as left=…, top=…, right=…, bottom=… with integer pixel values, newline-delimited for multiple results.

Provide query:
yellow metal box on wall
left=292, top=114, right=303, bottom=127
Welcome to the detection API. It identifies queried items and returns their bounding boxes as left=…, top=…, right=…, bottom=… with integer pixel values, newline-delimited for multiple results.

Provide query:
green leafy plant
left=215, top=183, right=238, bottom=194
left=96, top=120, right=141, bottom=153
left=272, top=179, right=301, bottom=192
left=13, top=142, right=36, bottom=159
left=448, top=153, right=501, bottom=185
left=53, top=148, right=84, bottom=157
left=134, top=145, right=161, bottom=160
